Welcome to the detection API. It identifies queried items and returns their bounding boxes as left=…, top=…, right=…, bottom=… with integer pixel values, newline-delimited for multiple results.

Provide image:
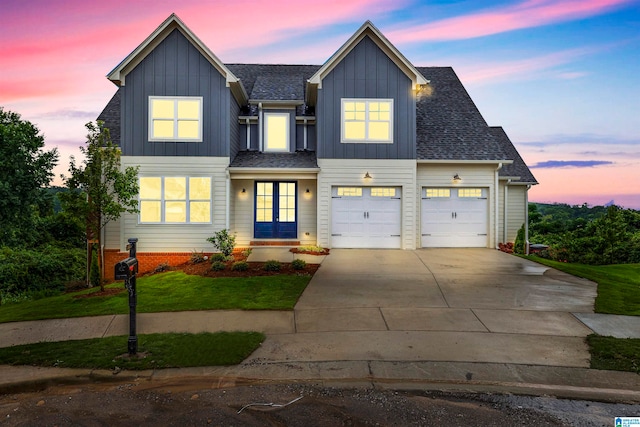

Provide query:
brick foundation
left=104, top=247, right=251, bottom=280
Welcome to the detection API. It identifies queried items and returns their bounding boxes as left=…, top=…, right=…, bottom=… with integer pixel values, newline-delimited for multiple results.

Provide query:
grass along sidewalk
left=524, top=257, right=640, bottom=315
left=0, top=332, right=265, bottom=370
left=526, top=256, right=640, bottom=373
left=0, top=271, right=311, bottom=323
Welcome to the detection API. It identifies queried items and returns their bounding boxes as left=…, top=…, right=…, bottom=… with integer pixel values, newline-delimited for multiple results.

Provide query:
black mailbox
left=114, top=257, right=138, bottom=280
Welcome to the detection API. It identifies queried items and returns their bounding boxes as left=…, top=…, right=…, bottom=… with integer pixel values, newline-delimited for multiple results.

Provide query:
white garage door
left=421, top=187, right=488, bottom=247
left=331, top=187, right=401, bottom=248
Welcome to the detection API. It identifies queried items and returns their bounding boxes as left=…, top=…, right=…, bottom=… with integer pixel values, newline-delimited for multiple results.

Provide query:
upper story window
left=139, top=176, right=211, bottom=224
left=149, top=97, right=203, bottom=142
left=264, top=113, right=289, bottom=152
left=341, top=99, right=393, bottom=143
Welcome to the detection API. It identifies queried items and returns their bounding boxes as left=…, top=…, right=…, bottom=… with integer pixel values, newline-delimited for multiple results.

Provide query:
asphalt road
left=2, top=382, right=639, bottom=426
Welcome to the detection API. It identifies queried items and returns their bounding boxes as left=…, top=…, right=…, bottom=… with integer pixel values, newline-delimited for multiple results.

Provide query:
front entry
left=254, top=181, right=297, bottom=239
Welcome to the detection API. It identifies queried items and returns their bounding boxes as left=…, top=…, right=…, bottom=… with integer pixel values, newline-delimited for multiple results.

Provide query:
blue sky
left=2, top=0, right=639, bottom=208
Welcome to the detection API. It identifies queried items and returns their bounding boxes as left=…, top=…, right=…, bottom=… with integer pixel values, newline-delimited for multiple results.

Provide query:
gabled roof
left=307, top=21, right=429, bottom=95
left=106, top=13, right=247, bottom=104
left=490, top=127, right=538, bottom=184
left=416, top=67, right=509, bottom=162
left=97, top=89, right=120, bottom=146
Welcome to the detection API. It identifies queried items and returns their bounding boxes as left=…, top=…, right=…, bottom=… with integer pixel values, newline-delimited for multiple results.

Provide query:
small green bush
left=263, top=260, right=281, bottom=271
left=231, top=261, right=248, bottom=271
left=241, top=248, right=252, bottom=258
left=206, top=229, right=236, bottom=257
left=190, top=251, right=206, bottom=264
left=211, top=261, right=226, bottom=271
left=514, top=224, right=526, bottom=254
left=210, top=253, right=227, bottom=262
left=291, top=259, right=307, bottom=270
left=154, top=263, right=170, bottom=273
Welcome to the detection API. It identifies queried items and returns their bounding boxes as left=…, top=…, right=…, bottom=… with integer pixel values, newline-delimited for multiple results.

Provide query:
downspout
left=225, top=171, right=230, bottom=230
left=258, top=103, right=263, bottom=152
left=494, top=163, right=502, bottom=249
left=245, top=118, right=250, bottom=150
left=504, top=179, right=511, bottom=243
left=525, top=184, right=531, bottom=255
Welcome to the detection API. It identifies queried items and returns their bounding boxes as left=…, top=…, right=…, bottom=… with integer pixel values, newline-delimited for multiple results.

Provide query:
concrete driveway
left=246, top=249, right=598, bottom=367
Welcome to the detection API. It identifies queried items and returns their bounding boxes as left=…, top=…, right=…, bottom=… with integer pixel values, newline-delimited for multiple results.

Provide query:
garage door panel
left=331, top=187, right=401, bottom=248
left=421, top=188, right=488, bottom=248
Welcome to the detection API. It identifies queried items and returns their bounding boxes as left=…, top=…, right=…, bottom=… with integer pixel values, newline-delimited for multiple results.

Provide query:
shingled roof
left=229, top=151, right=318, bottom=169
left=415, top=67, right=508, bottom=161
left=490, top=127, right=538, bottom=184
left=97, top=89, right=121, bottom=146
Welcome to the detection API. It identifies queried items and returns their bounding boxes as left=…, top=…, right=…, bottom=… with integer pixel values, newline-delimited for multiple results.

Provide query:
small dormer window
left=341, top=99, right=393, bottom=143
left=149, top=97, right=202, bottom=142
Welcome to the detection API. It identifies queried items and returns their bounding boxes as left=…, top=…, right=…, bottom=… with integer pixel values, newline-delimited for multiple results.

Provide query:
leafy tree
left=61, top=121, right=139, bottom=289
left=0, top=108, right=58, bottom=247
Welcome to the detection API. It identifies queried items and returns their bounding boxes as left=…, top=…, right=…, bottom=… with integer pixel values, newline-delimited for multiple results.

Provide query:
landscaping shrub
left=514, top=224, right=526, bottom=254
left=211, top=261, right=226, bottom=271
left=210, top=253, right=227, bottom=262
left=0, top=246, right=85, bottom=304
left=190, top=251, right=206, bottom=264
left=153, top=263, right=170, bottom=273
left=263, top=260, right=281, bottom=271
left=241, top=248, right=252, bottom=258
left=231, top=261, right=248, bottom=271
left=291, top=259, right=307, bottom=270
left=206, top=229, right=236, bottom=257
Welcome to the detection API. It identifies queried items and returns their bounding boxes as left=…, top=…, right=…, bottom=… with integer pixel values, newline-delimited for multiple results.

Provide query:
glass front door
left=254, top=181, right=297, bottom=238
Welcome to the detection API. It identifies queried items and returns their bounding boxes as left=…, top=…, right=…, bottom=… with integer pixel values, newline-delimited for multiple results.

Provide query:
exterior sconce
left=305, top=188, right=310, bottom=193
left=241, top=188, right=246, bottom=193
left=453, top=174, right=461, bottom=183
left=364, top=172, right=372, bottom=179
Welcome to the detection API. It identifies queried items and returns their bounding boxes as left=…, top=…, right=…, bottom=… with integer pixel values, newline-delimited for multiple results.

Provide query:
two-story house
left=100, top=14, right=537, bottom=277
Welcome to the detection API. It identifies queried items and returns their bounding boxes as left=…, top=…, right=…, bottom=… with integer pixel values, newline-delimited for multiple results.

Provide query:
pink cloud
left=388, top=0, right=633, bottom=42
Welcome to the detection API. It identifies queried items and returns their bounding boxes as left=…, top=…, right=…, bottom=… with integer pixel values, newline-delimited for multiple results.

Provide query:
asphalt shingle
left=229, top=150, right=318, bottom=169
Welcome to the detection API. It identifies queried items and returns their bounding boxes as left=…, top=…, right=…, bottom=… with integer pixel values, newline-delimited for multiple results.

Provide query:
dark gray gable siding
left=317, top=36, right=416, bottom=160
left=121, top=29, right=231, bottom=157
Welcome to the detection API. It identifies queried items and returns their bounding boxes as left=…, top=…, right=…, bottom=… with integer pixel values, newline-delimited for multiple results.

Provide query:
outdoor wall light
left=364, top=171, right=372, bottom=179
left=453, top=174, right=462, bottom=182
left=305, top=188, right=310, bottom=193
left=241, top=188, right=246, bottom=193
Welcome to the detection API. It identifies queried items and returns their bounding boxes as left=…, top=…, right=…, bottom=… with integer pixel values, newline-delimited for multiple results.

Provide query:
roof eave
left=417, top=159, right=514, bottom=165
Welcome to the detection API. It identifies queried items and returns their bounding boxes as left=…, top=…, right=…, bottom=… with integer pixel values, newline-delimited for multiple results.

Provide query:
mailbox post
left=114, top=238, right=139, bottom=355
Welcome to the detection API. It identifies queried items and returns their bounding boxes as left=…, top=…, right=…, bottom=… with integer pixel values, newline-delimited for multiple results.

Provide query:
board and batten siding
left=108, top=156, right=229, bottom=253
left=121, top=28, right=231, bottom=157
left=317, top=159, right=416, bottom=249
left=416, top=163, right=498, bottom=248
left=230, top=178, right=318, bottom=247
left=317, top=36, right=416, bottom=160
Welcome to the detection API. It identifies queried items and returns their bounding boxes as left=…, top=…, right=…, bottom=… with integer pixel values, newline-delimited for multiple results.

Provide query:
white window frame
left=148, top=96, right=203, bottom=142
left=138, top=176, right=212, bottom=224
left=341, top=98, right=393, bottom=144
left=264, top=112, right=290, bottom=152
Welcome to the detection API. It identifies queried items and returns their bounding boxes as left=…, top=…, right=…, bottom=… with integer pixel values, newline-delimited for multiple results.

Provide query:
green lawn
left=587, top=334, right=640, bottom=374
left=524, top=257, right=640, bottom=315
left=0, top=271, right=311, bottom=323
left=0, top=332, right=265, bottom=370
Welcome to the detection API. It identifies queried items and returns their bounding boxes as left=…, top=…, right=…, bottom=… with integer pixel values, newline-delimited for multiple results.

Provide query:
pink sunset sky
left=2, top=0, right=639, bottom=208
